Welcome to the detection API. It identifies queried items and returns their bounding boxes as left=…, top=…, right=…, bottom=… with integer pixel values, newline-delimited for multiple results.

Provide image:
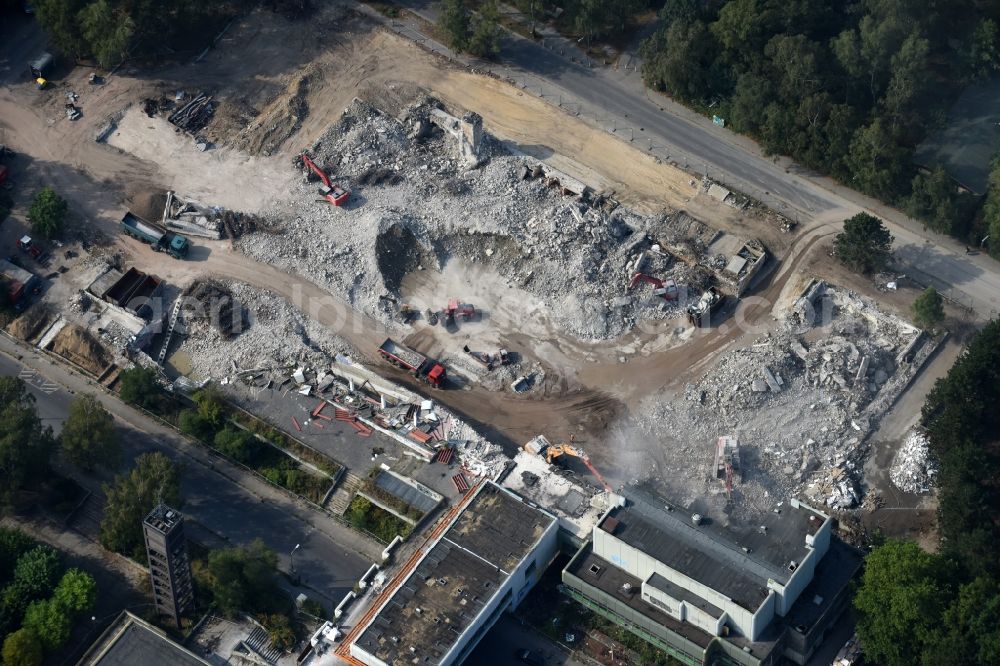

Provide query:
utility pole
left=290, top=543, right=301, bottom=584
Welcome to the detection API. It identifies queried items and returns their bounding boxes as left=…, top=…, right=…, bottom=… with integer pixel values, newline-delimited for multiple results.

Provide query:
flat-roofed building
left=77, top=611, right=209, bottom=666
left=562, top=492, right=861, bottom=666
left=349, top=481, right=559, bottom=666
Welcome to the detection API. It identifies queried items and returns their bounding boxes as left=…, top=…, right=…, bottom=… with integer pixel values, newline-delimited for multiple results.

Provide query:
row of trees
left=0, top=530, right=98, bottom=666
left=33, top=0, right=233, bottom=68
left=641, top=0, right=999, bottom=241
left=854, top=320, right=1000, bottom=664
left=439, top=0, right=502, bottom=58
left=0, top=377, right=121, bottom=507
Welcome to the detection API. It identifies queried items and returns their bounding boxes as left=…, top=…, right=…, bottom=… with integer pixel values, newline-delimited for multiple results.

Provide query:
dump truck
left=378, top=338, right=446, bottom=388
left=120, top=212, right=189, bottom=259
left=687, top=286, right=725, bottom=327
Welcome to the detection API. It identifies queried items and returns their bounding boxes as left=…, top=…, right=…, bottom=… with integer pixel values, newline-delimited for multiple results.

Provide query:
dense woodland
left=854, top=321, right=1000, bottom=665
left=640, top=0, right=1000, bottom=246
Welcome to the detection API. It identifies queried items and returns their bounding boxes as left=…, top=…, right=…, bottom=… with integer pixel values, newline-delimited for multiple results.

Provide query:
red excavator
left=301, top=153, right=350, bottom=206
left=628, top=272, right=678, bottom=302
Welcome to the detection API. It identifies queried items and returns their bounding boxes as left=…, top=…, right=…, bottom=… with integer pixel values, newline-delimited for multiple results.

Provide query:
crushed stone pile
left=178, top=281, right=355, bottom=379
left=890, top=430, right=937, bottom=494
left=237, top=97, right=715, bottom=341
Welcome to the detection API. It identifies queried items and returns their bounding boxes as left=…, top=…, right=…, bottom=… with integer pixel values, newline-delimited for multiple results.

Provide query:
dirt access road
left=1, top=8, right=814, bottom=452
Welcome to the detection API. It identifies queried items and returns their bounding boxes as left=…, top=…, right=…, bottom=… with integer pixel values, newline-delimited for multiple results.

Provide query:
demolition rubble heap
left=890, top=430, right=937, bottom=494
left=178, top=280, right=355, bottom=378
left=625, top=281, right=940, bottom=517
left=237, top=98, right=744, bottom=340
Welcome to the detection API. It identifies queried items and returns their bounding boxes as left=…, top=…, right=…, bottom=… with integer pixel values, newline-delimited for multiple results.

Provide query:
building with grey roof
left=349, top=481, right=559, bottom=666
left=914, top=75, right=1000, bottom=195
left=562, top=494, right=861, bottom=666
left=77, top=611, right=209, bottom=666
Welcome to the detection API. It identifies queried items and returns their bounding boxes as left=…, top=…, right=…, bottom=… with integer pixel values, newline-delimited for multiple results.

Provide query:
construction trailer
left=721, top=240, right=768, bottom=296
left=0, top=259, right=37, bottom=306
left=377, top=338, right=447, bottom=388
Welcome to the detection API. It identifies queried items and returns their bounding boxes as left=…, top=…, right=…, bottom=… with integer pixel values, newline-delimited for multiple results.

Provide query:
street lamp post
left=290, top=543, right=301, bottom=584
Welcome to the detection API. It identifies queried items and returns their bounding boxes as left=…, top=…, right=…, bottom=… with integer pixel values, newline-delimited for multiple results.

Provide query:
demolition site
left=0, top=5, right=954, bottom=666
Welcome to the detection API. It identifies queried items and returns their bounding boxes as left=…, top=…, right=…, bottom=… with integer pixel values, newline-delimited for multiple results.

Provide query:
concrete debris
left=627, top=280, right=941, bottom=520
left=235, top=97, right=749, bottom=341
left=890, top=430, right=937, bottom=494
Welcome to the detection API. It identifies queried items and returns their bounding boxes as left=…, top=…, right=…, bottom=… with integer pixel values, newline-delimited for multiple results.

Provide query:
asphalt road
left=0, top=344, right=373, bottom=606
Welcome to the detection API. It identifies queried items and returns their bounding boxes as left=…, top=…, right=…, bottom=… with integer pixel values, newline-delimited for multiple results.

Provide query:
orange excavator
left=301, top=153, right=350, bottom=206
left=545, top=442, right=613, bottom=492
left=628, top=272, right=678, bottom=302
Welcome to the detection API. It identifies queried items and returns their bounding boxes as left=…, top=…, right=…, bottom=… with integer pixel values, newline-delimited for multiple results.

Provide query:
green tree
left=193, top=387, right=227, bottom=428
left=60, top=394, right=120, bottom=471
left=922, top=321, right=1000, bottom=574
left=710, top=0, right=775, bottom=58
left=906, top=166, right=975, bottom=236
left=846, top=118, right=909, bottom=199
left=438, top=0, right=470, bottom=51
left=178, top=409, right=213, bottom=440
left=855, top=540, right=954, bottom=666
left=79, top=0, right=135, bottom=69
left=641, top=19, right=715, bottom=100
left=0, top=378, right=55, bottom=505
left=213, top=427, right=260, bottom=464
left=22, top=598, right=71, bottom=652
left=982, top=159, right=1000, bottom=259
left=833, top=212, right=894, bottom=273
left=881, top=31, right=930, bottom=128
left=2, top=628, right=43, bottom=666
left=912, top=287, right=944, bottom=330
left=659, top=0, right=700, bottom=26
left=467, top=0, right=501, bottom=58
left=764, top=34, right=822, bottom=101
left=12, top=546, right=63, bottom=601
left=99, top=452, right=180, bottom=559
left=27, top=187, right=67, bottom=239
left=33, top=0, right=88, bottom=60
left=53, top=568, right=97, bottom=614
left=0, top=528, right=37, bottom=587
left=921, top=575, right=1000, bottom=665
left=261, top=613, right=296, bottom=651
left=199, top=540, right=286, bottom=617
left=117, top=366, right=161, bottom=409
left=964, top=19, right=1000, bottom=80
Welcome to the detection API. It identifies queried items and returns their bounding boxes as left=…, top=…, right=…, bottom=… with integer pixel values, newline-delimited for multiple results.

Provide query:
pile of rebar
left=168, top=93, right=215, bottom=133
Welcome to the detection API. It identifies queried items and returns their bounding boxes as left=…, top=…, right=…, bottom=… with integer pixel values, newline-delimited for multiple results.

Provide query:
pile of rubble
left=890, top=430, right=937, bottom=494
left=236, top=98, right=719, bottom=340
left=627, top=281, right=939, bottom=516
left=177, top=281, right=354, bottom=379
